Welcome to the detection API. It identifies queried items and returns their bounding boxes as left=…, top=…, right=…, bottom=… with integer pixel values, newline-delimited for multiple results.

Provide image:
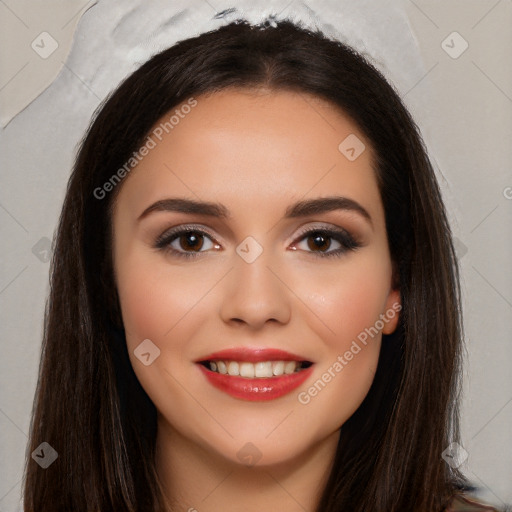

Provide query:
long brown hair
left=23, top=18, right=469, bottom=511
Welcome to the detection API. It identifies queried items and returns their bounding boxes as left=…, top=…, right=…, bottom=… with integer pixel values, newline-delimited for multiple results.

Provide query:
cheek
left=303, top=253, right=392, bottom=351
left=115, top=251, right=227, bottom=391
left=117, top=266, right=171, bottom=344
left=114, top=253, right=183, bottom=396
left=292, top=252, right=392, bottom=413
left=116, top=249, right=210, bottom=344
left=115, top=255, right=206, bottom=413
left=296, top=271, right=387, bottom=426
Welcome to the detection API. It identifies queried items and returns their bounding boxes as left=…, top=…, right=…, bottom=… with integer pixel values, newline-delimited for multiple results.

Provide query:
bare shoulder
left=447, top=494, right=501, bottom=511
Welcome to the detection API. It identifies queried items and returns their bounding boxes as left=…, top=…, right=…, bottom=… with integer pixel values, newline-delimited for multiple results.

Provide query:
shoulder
left=446, top=493, right=500, bottom=511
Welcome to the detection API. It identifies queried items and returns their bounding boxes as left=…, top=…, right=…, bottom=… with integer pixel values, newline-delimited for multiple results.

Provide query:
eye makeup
left=153, top=222, right=362, bottom=260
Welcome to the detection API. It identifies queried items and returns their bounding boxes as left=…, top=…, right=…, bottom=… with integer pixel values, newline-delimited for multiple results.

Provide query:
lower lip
left=197, top=364, right=314, bottom=401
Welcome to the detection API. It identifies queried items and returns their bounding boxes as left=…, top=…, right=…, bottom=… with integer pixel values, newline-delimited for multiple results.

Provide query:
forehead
left=113, top=88, right=383, bottom=225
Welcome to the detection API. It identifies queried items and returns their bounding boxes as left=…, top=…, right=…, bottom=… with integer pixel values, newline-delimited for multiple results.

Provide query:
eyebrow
left=137, top=196, right=372, bottom=225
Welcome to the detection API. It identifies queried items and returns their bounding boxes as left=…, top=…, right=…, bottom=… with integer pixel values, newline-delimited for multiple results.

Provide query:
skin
left=112, top=88, right=401, bottom=512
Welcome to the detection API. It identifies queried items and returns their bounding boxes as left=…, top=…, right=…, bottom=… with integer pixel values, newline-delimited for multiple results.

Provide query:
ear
left=382, top=264, right=401, bottom=335
left=382, top=287, right=401, bottom=334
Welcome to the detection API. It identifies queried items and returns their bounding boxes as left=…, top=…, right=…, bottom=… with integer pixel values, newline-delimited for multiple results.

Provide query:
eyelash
left=154, top=224, right=361, bottom=260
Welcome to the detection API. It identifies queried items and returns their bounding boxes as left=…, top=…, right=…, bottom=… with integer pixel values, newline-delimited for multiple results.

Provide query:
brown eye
left=155, top=226, right=220, bottom=259
left=306, top=232, right=332, bottom=252
left=294, top=227, right=361, bottom=258
left=178, top=232, right=205, bottom=252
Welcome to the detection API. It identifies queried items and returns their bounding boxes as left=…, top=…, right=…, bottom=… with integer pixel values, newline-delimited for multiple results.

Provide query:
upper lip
left=196, top=347, right=313, bottom=363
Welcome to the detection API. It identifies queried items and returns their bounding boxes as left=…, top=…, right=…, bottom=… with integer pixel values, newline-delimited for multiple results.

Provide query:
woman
left=23, top=18, right=501, bottom=512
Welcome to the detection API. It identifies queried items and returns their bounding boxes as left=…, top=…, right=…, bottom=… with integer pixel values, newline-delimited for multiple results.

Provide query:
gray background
left=0, top=1, right=511, bottom=510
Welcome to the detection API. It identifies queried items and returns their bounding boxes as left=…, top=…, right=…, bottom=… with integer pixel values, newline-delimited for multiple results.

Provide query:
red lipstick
left=198, top=347, right=309, bottom=363
left=196, top=347, right=314, bottom=401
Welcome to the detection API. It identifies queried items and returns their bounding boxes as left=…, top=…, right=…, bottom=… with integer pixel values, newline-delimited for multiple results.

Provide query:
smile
left=196, top=347, right=314, bottom=401
left=201, top=360, right=312, bottom=378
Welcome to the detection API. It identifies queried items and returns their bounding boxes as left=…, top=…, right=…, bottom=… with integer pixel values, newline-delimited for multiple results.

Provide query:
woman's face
left=112, top=88, right=400, bottom=467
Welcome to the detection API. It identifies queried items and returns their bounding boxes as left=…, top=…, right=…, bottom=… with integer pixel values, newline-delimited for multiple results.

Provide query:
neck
left=155, top=415, right=339, bottom=512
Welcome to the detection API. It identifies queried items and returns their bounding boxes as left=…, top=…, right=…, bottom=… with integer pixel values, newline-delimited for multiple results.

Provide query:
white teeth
left=272, top=361, right=285, bottom=376
left=284, top=361, right=296, bottom=375
left=255, top=361, right=273, bottom=378
left=239, top=362, right=255, bottom=378
left=206, top=360, right=304, bottom=378
left=227, top=361, right=239, bottom=376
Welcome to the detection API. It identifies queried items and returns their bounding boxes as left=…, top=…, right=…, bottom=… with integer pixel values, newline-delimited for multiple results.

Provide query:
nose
left=219, top=249, right=292, bottom=329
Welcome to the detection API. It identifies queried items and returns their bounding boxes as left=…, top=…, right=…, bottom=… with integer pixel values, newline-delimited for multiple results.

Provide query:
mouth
left=196, top=348, right=314, bottom=401
left=198, top=359, right=313, bottom=378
